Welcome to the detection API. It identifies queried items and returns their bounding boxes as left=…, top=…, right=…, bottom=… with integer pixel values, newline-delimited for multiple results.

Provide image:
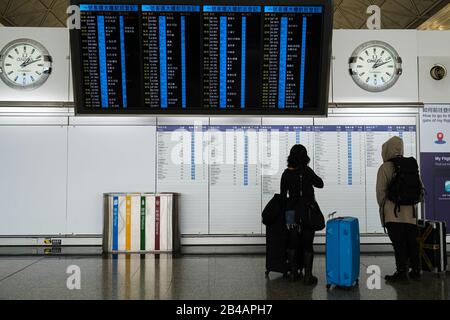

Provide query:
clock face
left=0, top=39, right=52, bottom=90
left=349, top=40, right=402, bottom=92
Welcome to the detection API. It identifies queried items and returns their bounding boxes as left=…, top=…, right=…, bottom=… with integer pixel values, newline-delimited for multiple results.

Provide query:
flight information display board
left=142, top=5, right=202, bottom=109
left=152, top=118, right=417, bottom=235
left=262, top=6, right=323, bottom=110
left=77, top=4, right=141, bottom=109
left=202, top=6, right=261, bottom=110
left=70, top=1, right=333, bottom=115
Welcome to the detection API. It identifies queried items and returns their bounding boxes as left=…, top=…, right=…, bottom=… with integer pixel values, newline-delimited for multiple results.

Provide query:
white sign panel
left=332, top=30, right=418, bottom=103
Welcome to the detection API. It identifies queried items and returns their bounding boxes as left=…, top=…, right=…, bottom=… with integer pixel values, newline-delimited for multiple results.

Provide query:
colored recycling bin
left=103, top=193, right=179, bottom=252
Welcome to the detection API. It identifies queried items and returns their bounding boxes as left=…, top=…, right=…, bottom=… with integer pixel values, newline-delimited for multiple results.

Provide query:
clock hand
left=22, top=59, right=40, bottom=68
left=371, top=58, right=382, bottom=69
left=374, top=60, right=390, bottom=69
left=20, top=57, right=32, bottom=68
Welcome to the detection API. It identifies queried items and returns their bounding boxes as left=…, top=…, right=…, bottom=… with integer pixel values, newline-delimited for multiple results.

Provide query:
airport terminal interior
left=0, top=0, right=450, bottom=301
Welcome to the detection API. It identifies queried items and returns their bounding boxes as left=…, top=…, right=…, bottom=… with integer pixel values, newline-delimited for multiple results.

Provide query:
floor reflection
left=0, top=254, right=448, bottom=300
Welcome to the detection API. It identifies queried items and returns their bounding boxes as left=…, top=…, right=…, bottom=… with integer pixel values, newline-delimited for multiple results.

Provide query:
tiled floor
left=0, top=253, right=448, bottom=300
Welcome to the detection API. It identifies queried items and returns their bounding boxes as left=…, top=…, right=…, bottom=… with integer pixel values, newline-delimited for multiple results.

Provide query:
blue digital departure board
left=70, top=1, right=333, bottom=115
left=202, top=6, right=261, bottom=110
left=141, top=5, right=201, bottom=110
left=77, top=4, right=141, bottom=109
left=262, top=6, right=324, bottom=110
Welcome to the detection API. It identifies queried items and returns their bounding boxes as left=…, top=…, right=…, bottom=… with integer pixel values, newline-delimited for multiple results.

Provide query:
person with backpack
left=376, top=136, right=424, bottom=283
left=280, top=144, right=324, bottom=284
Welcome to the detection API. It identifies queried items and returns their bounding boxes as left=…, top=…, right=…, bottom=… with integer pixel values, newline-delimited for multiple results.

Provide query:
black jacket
left=280, top=166, right=324, bottom=204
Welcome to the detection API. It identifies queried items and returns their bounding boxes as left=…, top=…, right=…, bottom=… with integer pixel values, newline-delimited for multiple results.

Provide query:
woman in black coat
left=280, top=144, right=324, bottom=284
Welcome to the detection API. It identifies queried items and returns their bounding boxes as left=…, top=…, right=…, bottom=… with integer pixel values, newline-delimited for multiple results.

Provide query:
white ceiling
left=0, top=0, right=449, bottom=29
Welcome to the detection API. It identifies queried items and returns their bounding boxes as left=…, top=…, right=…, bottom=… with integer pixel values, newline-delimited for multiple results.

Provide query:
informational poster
left=420, top=105, right=450, bottom=230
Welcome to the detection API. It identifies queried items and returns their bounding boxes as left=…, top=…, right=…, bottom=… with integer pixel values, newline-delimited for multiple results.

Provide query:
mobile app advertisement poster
left=420, top=105, right=450, bottom=229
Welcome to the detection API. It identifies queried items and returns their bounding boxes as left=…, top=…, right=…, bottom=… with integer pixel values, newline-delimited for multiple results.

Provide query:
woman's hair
left=287, top=144, right=310, bottom=168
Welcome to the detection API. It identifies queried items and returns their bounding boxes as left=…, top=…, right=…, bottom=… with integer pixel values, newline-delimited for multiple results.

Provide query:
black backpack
left=387, top=156, right=424, bottom=216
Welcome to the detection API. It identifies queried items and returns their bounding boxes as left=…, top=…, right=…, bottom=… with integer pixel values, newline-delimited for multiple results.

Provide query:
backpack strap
left=382, top=202, right=387, bottom=234
left=299, top=173, right=303, bottom=198
left=394, top=203, right=400, bottom=218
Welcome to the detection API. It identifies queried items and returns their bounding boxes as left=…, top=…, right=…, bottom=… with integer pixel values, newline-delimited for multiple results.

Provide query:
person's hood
left=381, top=136, right=404, bottom=162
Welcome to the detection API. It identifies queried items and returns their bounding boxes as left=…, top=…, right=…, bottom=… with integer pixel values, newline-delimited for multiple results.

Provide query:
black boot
left=408, top=269, right=422, bottom=281
left=303, top=251, right=318, bottom=285
left=287, top=249, right=299, bottom=281
left=385, top=269, right=409, bottom=284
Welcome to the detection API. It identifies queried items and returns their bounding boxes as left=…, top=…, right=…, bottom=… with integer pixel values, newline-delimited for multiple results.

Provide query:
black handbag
left=302, top=199, right=325, bottom=231
left=298, top=173, right=325, bottom=231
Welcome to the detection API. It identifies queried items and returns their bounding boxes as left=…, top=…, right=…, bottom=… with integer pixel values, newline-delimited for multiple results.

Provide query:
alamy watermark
left=66, top=265, right=81, bottom=290
left=366, top=265, right=382, bottom=290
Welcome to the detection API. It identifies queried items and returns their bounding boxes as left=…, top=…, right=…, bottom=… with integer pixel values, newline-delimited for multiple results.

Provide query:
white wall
left=0, top=29, right=449, bottom=243
left=66, top=124, right=157, bottom=235
left=0, top=120, right=68, bottom=235
left=417, top=31, right=450, bottom=104
left=0, top=111, right=420, bottom=238
left=417, top=31, right=450, bottom=57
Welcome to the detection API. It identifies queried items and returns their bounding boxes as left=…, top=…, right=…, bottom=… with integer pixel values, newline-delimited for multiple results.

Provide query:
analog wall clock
left=0, top=38, right=53, bottom=90
left=348, top=40, right=402, bottom=92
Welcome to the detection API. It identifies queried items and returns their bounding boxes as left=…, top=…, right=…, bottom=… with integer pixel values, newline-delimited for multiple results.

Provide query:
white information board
left=156, top=125, right=209, bottom=234
left=314, top=117, right=417, bottom=234
left=209, top=125, right=262, bottom=234
left=155, top=115, right=417, bottom=236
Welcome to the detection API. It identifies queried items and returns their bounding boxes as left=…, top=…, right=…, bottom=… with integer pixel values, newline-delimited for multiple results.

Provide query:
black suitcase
left=263, top=194, right=304, bottom=278
left=265, top=223, right=288, bottom=277
left=417, top=220, right=447, bottom=273
left=263, top=194, right=288, bottom=277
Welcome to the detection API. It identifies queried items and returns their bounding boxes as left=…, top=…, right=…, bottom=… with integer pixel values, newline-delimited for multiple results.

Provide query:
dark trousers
left=287, top=227, right=315, bottom=253
left=287, top=227, right=315, bottom=270
left=386, top=222, right=420, bottom=272
left=300, top=228, right=315, bottom=253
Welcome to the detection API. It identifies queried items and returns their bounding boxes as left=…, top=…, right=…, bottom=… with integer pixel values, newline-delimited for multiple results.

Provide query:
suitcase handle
left=327, top=211, right=337, bottom=220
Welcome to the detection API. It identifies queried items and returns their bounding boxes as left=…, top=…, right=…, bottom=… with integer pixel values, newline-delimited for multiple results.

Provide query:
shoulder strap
left=299, top=173, right=303, bottom=197
left=382, top=201, right=387, bottom=232
left=389, top=156, right=402, bottom=168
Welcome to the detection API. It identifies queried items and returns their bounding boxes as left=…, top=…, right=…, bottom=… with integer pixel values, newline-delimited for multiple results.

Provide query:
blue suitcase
left=326, top=217, right=360, bottom=289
